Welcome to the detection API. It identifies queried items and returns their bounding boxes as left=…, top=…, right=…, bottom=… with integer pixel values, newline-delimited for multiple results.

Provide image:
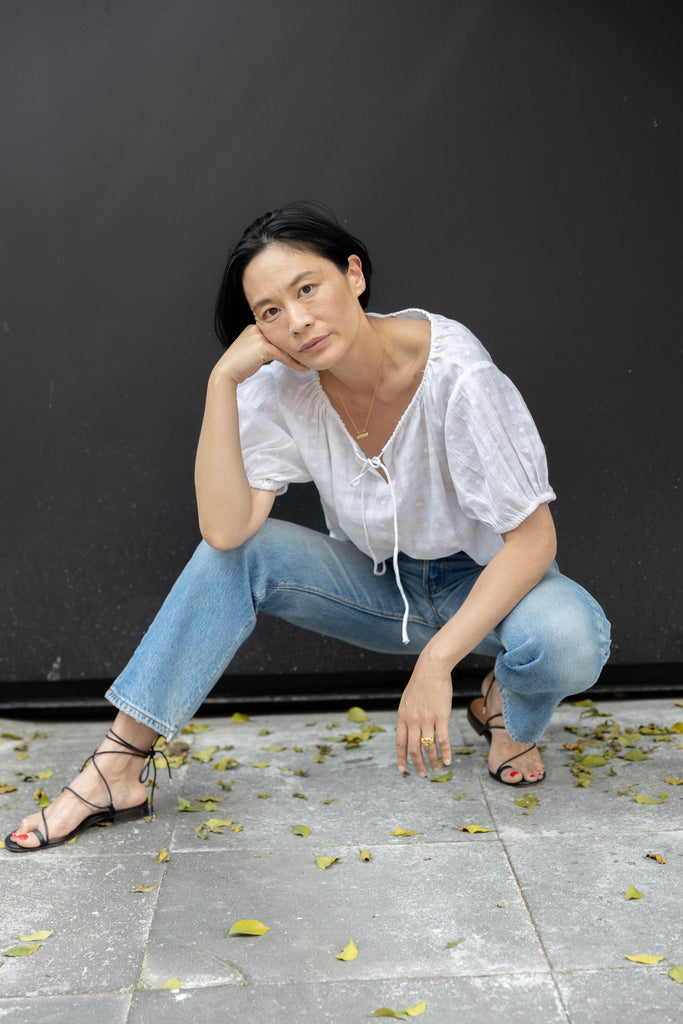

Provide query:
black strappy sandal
left=4, top=728, right=171, bottom=853
left=467, top=675, right=545, bottom=787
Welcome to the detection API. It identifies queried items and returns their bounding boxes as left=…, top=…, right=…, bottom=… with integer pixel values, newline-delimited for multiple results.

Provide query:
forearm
left=421, top=504, right=557, bottom=672
left=194, top=370, right=257, bottom=548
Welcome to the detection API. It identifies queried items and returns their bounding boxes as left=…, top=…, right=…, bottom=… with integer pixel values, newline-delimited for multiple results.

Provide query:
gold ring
left=420, top=736, right=435, bottom=747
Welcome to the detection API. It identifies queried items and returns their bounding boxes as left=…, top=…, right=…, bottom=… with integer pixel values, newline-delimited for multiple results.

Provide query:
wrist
left=418, top=639, right=458, bottom=674
left=208, top=365, right=240, bottom=392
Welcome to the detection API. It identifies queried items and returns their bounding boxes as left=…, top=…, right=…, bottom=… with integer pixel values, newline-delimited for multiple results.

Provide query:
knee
left=532, top=600, right=611, bottom=692
left=504, top=599, right=610, bottom=696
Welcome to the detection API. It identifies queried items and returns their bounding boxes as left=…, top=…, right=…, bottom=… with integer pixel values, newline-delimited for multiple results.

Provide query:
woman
left=6, top=203, right=610, bottom=852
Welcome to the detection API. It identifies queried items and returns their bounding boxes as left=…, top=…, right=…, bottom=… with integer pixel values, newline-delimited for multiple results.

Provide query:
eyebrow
left=251, top=271, right=313, bottom=314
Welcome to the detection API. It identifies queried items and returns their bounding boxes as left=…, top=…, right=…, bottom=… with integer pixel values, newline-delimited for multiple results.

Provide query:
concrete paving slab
left=0, top=993, right=131, bottom=1024
left=0, top=723, right=189, bottom=858
left=128, top=974, right=569, bottom=1024
left=169, top=763, right=494, bottom=853
left=556, top=967, right=683, bottom=1024
left=0, top=697, right=681, bottom=1024
left=481, top=699, right=683, bottom=839
left=147, top=843, right=546, bottom=983
left=503, top=832, right=682, bottom=971
left=0, top=852, right=165, bottom=996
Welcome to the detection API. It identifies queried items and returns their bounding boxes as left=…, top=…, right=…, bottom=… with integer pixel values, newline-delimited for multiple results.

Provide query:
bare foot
left=8, top=730, right=152, bottom=850
left=475, top=671, right=545, bottom=784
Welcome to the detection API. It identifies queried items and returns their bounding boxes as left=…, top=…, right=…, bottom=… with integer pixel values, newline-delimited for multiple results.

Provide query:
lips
left=299, top=334, right=329, bottom=353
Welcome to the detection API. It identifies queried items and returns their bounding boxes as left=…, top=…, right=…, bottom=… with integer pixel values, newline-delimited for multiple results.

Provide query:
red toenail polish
left=14, top=833, right=30, bottom=840
left=509, top=771, right=520, bottom=777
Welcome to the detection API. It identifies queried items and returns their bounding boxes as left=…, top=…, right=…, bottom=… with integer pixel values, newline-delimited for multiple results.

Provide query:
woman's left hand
left=395, top=652, right=453, bottom=777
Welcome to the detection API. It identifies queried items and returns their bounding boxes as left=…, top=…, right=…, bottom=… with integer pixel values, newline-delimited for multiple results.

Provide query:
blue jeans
left=105, top=519, right=611, bottom=743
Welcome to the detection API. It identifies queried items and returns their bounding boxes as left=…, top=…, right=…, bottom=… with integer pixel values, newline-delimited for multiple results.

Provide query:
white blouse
left=237, top=309, right=555, bottom=641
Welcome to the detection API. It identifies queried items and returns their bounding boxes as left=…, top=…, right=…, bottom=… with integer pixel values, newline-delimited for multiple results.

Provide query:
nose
left=287, top=303, right=313, bottom=334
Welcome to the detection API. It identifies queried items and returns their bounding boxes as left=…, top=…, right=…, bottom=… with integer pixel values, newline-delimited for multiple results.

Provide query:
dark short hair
left=214, top=202, right=372, bottom=347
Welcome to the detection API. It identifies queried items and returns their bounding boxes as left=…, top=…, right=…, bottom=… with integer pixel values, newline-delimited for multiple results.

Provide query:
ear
left=346, top=254, right=366, bottom=296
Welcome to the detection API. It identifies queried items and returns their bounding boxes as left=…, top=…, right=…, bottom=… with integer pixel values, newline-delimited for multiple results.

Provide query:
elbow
left=199, top=523, right=248, bottom=551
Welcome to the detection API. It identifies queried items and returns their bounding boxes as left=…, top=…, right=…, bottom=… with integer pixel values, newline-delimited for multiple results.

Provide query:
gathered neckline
left=311, top=308, right=434, bottom=461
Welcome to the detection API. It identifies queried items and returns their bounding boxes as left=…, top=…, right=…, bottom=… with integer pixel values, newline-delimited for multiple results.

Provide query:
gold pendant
left=356, top=431, right=369, bottom=439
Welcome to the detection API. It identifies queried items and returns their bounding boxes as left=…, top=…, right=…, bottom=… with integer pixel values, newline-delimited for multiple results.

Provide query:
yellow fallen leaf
left=3, top=944, right=41, bottom=957
left=430, top=770, right=453, bottom=783
left=258, top=793, right=272, bottom=799
left=36, top=771, right=53, bottom=779
left=457, top=824, right=491, bottom=834
left=228, top=919, right=270, bottom=936
left=156, top=848, right=170, bottom=863
left=162, top=978, right=181, bottom=989
left=669, top=964, right=683, bottom=983
left=445, top=937, right=465, bottom=948
left=347, top=706, right=368, bottom=722
left=360, top=848, right=371, bottom=861
left=645, top=852, right=667, bottom=864
left=0, top=783, right=18, bottom=794
left=292, top=824, right=311, bottom=837
left=230, top=712, right=250, bottom=723
left=624, top=887, right=643, bottom=900
left=18, top=931, right=53, bottom=942
left=130, top=885, right=159, bottom=893
left=315, top=856, right=339, bottom=870
left=624, top=952, right=666, bottom=964
left=262, top=745, right=287, bottom=751
left=176, top=798, right=206, bottom=812
left=515, top=793, right=538, bottom=809
left=191, top=745, right=219, bottom=763
left=582, top=754, right=608, bottom=767
left=665, top=776, right=683, bottom=785
left=0, top=840, right=5, bottom=849
left=671, top=722, right=683, bottom=733
left=250, top=762, right=270, bottom=768
left=369, top=1002, right=426, bottom=1019
left=634, top=793, right=669, bottom=804
left=231, top=823, right=243, bottom=832
left=388, top=828, right=420, bottom=837
left=335, top=936, right=358, bottom=960
left=180, top=722, right=212, bottom=733
left=405, top=1002, right=427, bottom=1017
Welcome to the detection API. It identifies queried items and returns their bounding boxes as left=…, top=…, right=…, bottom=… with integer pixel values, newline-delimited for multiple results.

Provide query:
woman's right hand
left=213, top=323, right=310, bottom=387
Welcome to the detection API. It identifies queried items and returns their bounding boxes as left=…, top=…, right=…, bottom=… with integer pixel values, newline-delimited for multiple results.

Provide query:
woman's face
left=241, top=243, right=366, bottom=367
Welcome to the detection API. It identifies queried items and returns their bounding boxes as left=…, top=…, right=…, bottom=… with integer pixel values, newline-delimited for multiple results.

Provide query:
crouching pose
left=7, top=203, right=610, bottom=852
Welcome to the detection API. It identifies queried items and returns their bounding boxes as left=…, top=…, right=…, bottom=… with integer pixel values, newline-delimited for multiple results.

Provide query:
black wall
left=1, top=0, right=681, bottom=696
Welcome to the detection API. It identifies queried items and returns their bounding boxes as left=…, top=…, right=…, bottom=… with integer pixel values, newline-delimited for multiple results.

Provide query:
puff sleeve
left=445, top=362, right=556, bottom=533
left=236, top=371, right=312, bottom=494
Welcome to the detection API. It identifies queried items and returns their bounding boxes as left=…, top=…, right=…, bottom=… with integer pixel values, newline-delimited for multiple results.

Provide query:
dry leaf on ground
left=228, top=919, right=270, bottom=936
left=335, top=936, right=358, bottom=960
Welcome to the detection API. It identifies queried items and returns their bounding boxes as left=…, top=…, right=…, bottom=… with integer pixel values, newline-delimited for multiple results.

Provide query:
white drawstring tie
left=351, top=452, right=410, bottom=644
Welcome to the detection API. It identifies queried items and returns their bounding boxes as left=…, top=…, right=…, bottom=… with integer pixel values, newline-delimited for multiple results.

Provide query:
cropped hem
left=104, top=687, right=177, bottom=742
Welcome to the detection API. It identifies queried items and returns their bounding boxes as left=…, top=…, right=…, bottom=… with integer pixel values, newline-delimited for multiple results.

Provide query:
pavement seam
left=481, top=780, right=573, bottom=1024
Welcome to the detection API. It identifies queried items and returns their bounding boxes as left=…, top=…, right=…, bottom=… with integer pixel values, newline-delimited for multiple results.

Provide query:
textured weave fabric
left=236, top=309, right=555, bottom=569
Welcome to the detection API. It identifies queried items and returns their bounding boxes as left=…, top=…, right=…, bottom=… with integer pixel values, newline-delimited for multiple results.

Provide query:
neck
left=323, top=316, right=388, bottom=396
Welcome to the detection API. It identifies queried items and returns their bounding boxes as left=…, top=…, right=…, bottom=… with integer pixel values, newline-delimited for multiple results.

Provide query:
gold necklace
left=336, top=348, right=385, bottom=440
